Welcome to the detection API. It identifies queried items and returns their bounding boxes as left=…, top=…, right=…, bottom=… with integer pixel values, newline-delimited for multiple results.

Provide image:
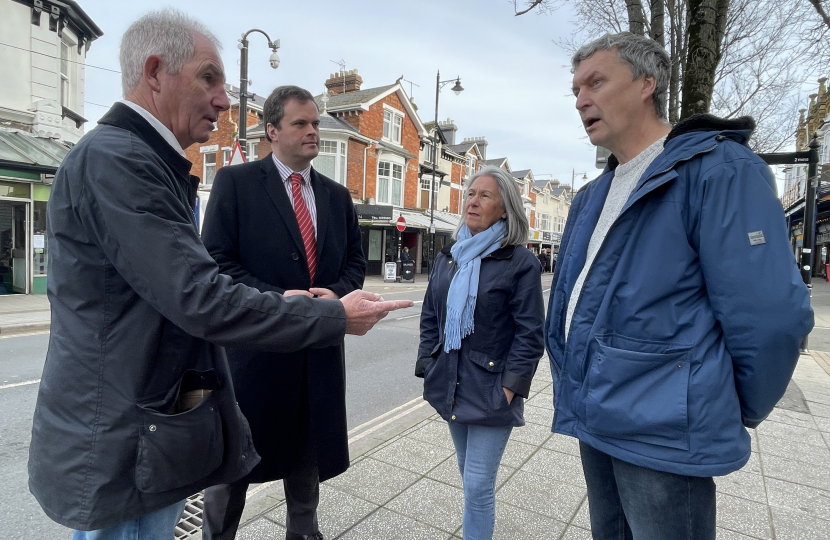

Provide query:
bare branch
left=807, top=0, right=830, bottom=29
left=514, top=0, right=549, bottom=15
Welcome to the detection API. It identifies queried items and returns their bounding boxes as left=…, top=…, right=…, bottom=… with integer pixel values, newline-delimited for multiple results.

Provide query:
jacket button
left=451, top=415, right=456, bottom=420
left=148, top=425, right=157, bottom=432
left=489, top=361, right=494, bottom=366
left=456, top=382, right=460, bottom=386
left=448, top=260, right=453, bottom=265
left=241, top=454, right=246, bottom=460
left=292, top=253, right=299, bottom=261
left=677, top=364, right=683, bottom=369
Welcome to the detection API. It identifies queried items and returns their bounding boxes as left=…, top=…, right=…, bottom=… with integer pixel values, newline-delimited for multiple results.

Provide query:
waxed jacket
left=418, top=243, right=545, bottom=427
left=545, top=115, right=814, bottom=477
left=28, top=104, right=347, bottom=531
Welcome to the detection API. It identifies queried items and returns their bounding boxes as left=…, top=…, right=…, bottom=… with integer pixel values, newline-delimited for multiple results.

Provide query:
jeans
left=448, top=423, right=513, bottom=540
left=579, top=442, right=716, bottom=540
left=71, top=500, right=186, bottom=540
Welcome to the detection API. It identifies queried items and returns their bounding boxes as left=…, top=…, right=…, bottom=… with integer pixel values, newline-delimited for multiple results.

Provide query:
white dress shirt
left=272, top=154, right=318, bottom=238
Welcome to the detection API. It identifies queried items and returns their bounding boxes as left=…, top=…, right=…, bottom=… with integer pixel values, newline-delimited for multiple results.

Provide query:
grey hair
left=120, top=8, right=221, bottom=96
left=572, top=32, right=670, bottom=119
left=263, top=85, right=318, bottom=141
left=453, top=166, right=529, bottom=247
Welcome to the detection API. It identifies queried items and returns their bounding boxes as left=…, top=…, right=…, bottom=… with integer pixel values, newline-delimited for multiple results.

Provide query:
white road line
left=393, top=314, right=420, bottom=321
left=246, top=481, right=275, bottom=500
left=0, top=379, right=40, bottom=390
left=347, top=396, right=424, bottom=435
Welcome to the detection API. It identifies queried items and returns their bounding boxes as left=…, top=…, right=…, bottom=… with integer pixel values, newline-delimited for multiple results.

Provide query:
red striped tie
left=290, top=173, right=317, bottom=284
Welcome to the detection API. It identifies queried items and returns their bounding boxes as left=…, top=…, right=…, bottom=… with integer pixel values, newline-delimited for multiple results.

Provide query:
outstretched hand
left=340, top=290, right=414, bottom=335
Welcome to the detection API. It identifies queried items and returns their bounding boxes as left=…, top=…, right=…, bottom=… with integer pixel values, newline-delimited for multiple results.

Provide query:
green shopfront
left=0, top=130, right=68, bottom=294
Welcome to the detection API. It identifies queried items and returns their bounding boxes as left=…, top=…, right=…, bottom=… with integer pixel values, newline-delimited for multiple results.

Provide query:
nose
left=214, top=87, right=230, bottom=111
left=575, top=89, right=590, bottom=111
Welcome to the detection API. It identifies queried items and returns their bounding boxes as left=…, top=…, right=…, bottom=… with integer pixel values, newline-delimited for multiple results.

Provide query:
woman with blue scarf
left=416, top=166, right=545, bottom=539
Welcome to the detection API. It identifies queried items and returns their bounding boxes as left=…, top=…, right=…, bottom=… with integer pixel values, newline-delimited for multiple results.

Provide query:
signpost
left=396, top=216, right=406, bottom=231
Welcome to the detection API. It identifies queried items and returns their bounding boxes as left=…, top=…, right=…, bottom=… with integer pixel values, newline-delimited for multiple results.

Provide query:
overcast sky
left=77, top=0, right=604, bottom=190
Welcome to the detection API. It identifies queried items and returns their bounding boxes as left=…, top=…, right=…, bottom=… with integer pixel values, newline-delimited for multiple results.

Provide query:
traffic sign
left=396, top=216, right=406, bottom=232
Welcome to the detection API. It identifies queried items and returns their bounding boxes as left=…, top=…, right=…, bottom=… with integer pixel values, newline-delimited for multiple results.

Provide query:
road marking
left=0, top=379, right=40, bottom=390
left=393, top=314, right=420, bottom=321
left=348, top=401, right=430, bottom=445
left=246, top=481, right=275, bottom=500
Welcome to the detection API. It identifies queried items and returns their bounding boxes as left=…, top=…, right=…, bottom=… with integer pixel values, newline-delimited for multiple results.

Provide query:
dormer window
left=383, top=107, right=404, bottom=144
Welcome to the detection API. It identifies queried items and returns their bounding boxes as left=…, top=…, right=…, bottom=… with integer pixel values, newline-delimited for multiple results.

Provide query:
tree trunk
left=651, top=0, right=666, bottom=45
left=667, top=0, right=681, bottom=122
left=627, top=0, right=647, bottom=34
left=681, top=0, right=729, bottom=118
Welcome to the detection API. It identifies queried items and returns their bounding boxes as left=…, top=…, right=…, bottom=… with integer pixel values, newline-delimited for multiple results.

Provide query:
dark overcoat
left=417, top=243, right=545, bottom=427
left=202, top=155, right=365, bottom=482
left=28, top=104, right=347, bottom=531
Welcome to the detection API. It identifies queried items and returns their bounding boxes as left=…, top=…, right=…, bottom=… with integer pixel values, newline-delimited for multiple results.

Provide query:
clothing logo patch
left=748, top=231, right=766, bottom=246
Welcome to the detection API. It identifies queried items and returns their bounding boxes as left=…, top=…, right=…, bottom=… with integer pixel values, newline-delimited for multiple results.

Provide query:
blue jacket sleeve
left=502, top=250, right=545, bottom=398
left=696, top=143, right=814, bottom=428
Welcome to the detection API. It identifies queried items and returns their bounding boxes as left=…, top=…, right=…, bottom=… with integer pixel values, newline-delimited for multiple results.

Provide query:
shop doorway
left=0, top=200, right=28, bottom=294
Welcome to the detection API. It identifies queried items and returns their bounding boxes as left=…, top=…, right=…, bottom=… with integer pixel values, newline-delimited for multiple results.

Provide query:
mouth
left=583, top=116, right=601, bottom=130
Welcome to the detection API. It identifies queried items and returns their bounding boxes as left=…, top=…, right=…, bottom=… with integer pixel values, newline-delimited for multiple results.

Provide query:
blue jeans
left=448, top=423, right=512, bottom=540
left=579, top=442, right=715, bottom=540
left=72, top=500, right=186, bottom=540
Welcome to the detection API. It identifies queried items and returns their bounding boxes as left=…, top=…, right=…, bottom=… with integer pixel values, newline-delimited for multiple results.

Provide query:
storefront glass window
left=33, top=201, right=47, bottom=276
left=0, top=181, right=30, bottom=198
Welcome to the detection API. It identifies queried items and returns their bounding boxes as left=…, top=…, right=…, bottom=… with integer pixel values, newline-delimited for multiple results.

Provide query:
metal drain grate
left=175, top=492, right=204, bottom=539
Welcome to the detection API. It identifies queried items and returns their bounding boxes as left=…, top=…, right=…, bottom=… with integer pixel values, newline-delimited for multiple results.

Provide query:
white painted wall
left=0, top=0, right=88, bottom=143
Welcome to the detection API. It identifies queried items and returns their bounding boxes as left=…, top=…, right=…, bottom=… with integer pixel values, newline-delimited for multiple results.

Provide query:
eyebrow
left=203, top=63, right=225, bottom=83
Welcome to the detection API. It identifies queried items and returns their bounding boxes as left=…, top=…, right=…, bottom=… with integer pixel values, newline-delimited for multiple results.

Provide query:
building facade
left=0, top=0, right=101, bottom=294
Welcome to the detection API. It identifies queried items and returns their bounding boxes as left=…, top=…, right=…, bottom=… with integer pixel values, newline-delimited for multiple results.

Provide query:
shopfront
left=0, top=130, right=65, bottom=294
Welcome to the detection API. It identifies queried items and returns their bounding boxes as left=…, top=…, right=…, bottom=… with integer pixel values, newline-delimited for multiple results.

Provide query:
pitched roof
left=314, top=84, right=397, bottom=110
left=225, top=84, right=268, bottom=110
left=512, top=169, right=532, bottom=179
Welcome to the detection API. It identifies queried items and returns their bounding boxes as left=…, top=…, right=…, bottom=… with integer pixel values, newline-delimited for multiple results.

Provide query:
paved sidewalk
left=200, top=353, right=830, bottom=540
left=0, top=293, right=50, bottom=335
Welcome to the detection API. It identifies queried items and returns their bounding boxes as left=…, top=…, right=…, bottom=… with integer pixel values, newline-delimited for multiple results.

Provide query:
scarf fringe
left=445, top=294, right=477, bottom=352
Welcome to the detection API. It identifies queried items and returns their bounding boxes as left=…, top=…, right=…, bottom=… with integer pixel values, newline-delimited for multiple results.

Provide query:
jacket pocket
left=584, top=340, right=691, bottom=450
left=135, top=371, right=225, bottom=493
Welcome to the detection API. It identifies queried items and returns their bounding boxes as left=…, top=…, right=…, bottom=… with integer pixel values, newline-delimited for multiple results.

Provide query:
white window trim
left=382, top=104, right=405, bottom=145
left=377, top=153, right=406, bottom=207
left=203, top=152, right=217, bottom=185
left=313, top=137, right=349, bottom=186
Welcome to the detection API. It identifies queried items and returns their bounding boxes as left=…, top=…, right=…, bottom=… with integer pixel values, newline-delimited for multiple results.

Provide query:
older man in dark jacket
left=27, top=10, right=409, bottom=539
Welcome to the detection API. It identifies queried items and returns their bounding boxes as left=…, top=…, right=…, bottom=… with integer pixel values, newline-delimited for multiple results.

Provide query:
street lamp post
left=238, top=29, right=280, bottom=159
left=571, top=169, right=588, bottom=199
left=428, top=70, right=464, bottom=272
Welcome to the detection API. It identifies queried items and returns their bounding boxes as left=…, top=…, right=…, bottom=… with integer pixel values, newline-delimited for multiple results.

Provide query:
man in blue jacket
left=545, top=32, right=813, bottom=539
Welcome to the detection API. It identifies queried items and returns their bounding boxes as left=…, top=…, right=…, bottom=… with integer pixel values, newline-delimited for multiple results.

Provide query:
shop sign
left=355, top=204, right=394, bottom=221
left=542, top=232, right=552, bottom=241
left=199, top=144, right=219, bottom=154
left=384, top=262, right=397, bottom=282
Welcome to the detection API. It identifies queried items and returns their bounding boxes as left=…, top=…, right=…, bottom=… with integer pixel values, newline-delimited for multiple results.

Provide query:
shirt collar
left=272, top=153, right=312, bottom=185
left=118, top=100, right=186, bottom=157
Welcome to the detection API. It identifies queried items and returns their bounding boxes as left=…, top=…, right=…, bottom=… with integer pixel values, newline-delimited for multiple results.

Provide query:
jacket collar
left=442, top=242, right=517, bottom=260
left=97, top=102, right=193, bottom=180
left=600, top=114, right=755, bottom=175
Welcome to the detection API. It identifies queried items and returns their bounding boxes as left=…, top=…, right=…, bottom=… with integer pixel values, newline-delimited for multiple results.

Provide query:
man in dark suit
left=201, top=86, right=366, bottom=540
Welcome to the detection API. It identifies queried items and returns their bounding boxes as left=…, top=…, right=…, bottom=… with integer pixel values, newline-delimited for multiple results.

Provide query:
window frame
left=382, top=105, right=405, bottom=145
left=377, top=156, right=405, bottom=207
left=203, top=152, right=217, bottom=185
left=312, top=138, right=349, bottom=186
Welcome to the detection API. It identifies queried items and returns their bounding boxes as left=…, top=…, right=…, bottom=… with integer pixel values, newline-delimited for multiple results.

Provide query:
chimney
left=325, top=69, right=363, bottom=95
left=438, top=118, right=457, bottom=145
left=462, top=136, right=488, bottom=160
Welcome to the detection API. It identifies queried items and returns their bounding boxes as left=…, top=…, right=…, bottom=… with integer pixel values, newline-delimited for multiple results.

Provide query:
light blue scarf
left=444, top=220, right=507, bottom=352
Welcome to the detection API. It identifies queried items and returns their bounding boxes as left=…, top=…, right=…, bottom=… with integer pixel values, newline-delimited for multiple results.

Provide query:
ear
left=143, top=55, right=164, bottom=93
left=266, top=123, right=279, bottom=143
left=641, top=75, right=657, bottom=103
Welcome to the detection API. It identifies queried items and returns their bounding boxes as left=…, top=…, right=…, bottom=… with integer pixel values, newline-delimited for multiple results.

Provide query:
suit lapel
left=259, top=155, right=305, bottom=256
left=311, top=169, right=330, bottom=259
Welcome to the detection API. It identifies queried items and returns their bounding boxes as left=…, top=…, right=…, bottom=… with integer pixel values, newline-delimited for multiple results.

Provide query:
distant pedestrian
left=401, top=246, right=411, bottom=261
left=417, top=166, right=544, bottom=540
left=546, top=32, right=813, bottom=540
left=538, top=249, right=549, bottom=272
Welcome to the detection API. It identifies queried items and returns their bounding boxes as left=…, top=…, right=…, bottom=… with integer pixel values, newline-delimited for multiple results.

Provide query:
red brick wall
left=451, top=162, right=463, bottom=214
left=185, top=106, right=260, bottom=182
left=346, top=139, right=368, bottom=198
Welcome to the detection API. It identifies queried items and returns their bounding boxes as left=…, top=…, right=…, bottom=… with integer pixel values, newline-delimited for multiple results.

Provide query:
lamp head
left=451, top=77, right=464, bottom=96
